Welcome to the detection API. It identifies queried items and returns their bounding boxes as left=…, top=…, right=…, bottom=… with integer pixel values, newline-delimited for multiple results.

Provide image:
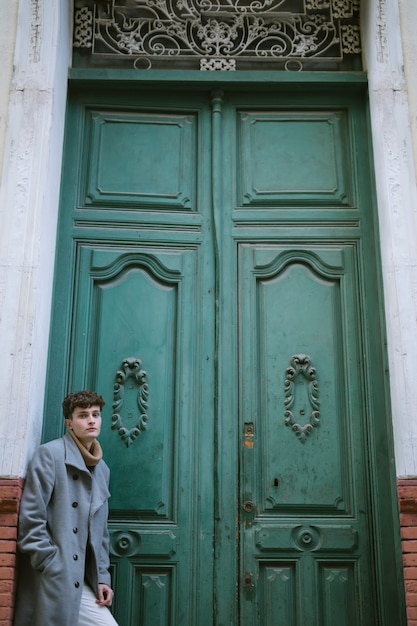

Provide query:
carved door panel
left=44, top=85, right=405, bottom=625
left=72, top=243, right=215, bottom=625
left=45, top=92, right=216, bottom=625
left=219, top=94, right=404, bottom=625
left=238, top=244, right=372, bottom=625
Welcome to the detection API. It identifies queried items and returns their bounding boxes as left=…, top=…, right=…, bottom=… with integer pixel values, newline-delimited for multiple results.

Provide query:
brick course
left=0, top=479, right=22, bottom=626
left=399, top=479, right=417, bottom=625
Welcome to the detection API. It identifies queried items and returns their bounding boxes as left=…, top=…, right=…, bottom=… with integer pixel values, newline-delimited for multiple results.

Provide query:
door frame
left=43, top=71, right=406, bottom=625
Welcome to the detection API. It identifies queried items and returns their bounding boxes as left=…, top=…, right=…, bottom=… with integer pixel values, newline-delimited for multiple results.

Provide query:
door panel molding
left=83, top=109, right=197, bottom=210
left=237, top=109, right=353, bottom=207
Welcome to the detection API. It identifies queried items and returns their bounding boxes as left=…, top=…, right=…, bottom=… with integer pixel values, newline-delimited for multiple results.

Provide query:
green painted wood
left=44, top=83, right=406, bottom=625
left=85, top=110, right=197, bottom=208
left=68, top=69, right=370, bottom=88
left=239, top=243, right=371, bottom=624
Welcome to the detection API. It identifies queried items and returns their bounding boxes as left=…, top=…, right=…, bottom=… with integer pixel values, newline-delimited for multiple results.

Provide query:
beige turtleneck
left=68, top=428, right=103, bottom=467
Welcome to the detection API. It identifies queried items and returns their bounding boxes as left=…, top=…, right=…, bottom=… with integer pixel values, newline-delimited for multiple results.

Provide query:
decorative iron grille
left=73, top=0, right=361, bottom=71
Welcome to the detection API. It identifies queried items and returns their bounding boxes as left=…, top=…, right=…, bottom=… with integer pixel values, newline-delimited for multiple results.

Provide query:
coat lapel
left=90, top=466, right=111, bottom=516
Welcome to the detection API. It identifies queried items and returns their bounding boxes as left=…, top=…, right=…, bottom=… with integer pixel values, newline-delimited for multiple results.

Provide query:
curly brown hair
left=62, top=390, right=106, bottom=419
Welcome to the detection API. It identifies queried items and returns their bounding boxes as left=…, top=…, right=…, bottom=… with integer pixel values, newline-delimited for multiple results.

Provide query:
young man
left=14, top=390, right=119, bottom=626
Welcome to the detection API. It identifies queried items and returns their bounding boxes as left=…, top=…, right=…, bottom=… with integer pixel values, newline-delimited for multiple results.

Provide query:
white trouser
left=77, top=583, right=119, bottom=626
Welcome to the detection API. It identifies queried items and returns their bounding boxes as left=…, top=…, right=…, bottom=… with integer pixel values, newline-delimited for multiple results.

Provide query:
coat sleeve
left=17, top=444, right=59, bottom=573
left=98, top=500, right=111, bottom=585
left=98, top=465, right=111, bottom=586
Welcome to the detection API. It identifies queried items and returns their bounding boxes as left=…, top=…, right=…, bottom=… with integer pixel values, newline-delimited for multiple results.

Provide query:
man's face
left=66, top=404, right=102, bottom=449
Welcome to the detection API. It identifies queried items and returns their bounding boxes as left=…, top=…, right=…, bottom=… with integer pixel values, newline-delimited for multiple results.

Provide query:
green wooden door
left=44, top=80, right=405, bottom=625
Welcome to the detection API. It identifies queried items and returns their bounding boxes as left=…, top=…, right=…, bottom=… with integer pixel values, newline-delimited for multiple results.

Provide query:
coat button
left=73, top=554, right=78, bottom=561
left=72, top=501, right=78, bottom=508
left=73, top=527, right=78, bottom=534
left=73, top=474, right=79, bottom=480
left=74, top=581, right=80, bottom=588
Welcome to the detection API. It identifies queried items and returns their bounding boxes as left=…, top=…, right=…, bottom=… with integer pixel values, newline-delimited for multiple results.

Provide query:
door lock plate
left=243, top=572, right=254, bottom=589
left=243, top=500, right=255, bottom=513
left=243, top=422, right=254, bottom=448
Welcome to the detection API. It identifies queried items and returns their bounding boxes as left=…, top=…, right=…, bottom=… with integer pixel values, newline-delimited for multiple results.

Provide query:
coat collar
left=63, top=431, right=92, bottom=473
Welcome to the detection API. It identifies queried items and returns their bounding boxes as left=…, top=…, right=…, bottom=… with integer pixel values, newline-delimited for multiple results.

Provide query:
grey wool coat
left=13, top=432, right=112, bottom=626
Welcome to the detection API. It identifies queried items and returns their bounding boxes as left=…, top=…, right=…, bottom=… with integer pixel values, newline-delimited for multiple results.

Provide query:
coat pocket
left=39, top=545, right=60, bottom=576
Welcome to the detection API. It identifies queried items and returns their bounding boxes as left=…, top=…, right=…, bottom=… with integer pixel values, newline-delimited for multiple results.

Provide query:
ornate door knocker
left=284, top=354, right=320, bottom=443
left=111, top=357, right=149, bottom=447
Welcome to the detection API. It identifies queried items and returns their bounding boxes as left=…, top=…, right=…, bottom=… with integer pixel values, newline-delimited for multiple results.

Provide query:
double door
left=44, top=83, right=405, bottom=625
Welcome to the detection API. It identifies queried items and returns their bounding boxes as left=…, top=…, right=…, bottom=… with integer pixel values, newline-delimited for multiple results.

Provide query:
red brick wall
left=0, top=479, right=23, bottom=626
left=398, top=478, right=417, bottom=625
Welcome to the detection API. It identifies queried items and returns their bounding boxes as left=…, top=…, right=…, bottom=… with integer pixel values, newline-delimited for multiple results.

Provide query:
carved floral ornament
left=73, top=0, right=361, bottom=71
left=284, top=354, right=320, bottom=443
left=112, top=357, right=149, bottom=447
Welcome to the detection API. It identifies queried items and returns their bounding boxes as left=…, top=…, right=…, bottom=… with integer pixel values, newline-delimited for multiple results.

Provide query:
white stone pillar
left=398, top=0, right=417, bottom=181
left=0, top=0, right=71, bottom=476
left=362, top=0, right=417, bottom=476
left=0, top=1, right=19, bottom=176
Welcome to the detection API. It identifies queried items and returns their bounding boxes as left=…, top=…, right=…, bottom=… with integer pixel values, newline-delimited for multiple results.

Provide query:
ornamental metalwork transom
left=73, top=0, right=361, bottom=71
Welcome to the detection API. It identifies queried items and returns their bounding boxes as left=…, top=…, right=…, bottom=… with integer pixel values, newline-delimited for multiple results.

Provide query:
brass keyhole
left=243, top=573, right=254, bottom=588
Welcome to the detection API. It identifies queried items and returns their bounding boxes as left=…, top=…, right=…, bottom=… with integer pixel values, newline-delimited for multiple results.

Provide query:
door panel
left=84, top=109, right=197, bottom=209
left=51, top=92, right=215, bottom=625
left=233, top=96, right=378, bottom=624
left=239, top=245, right=351, bottom=512
left=239, top=243, right=371, bottom=624
left=79, top=245, right=189, bottom=518
left=237, top=110, right=352, bottom=206
left=44, top=84, right=405, bottom=625
left=71, top=242, right=210, bottom=624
